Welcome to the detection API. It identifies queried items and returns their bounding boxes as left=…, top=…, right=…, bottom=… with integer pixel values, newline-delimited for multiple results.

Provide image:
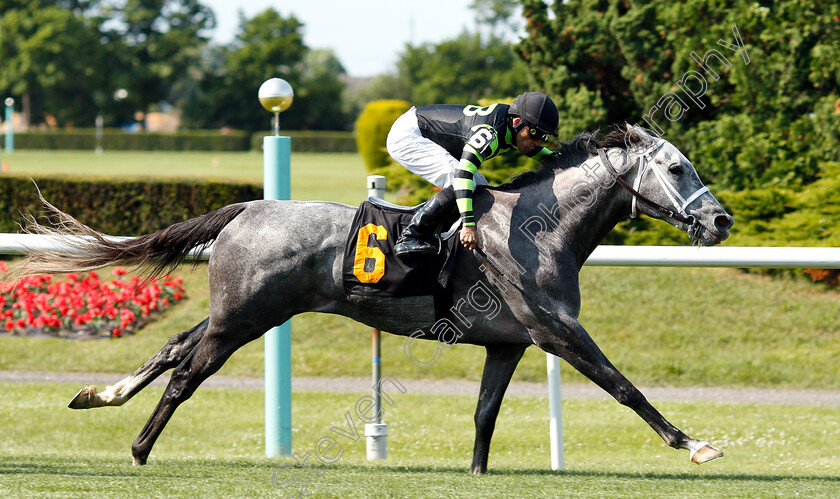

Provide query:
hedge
left=249, top=130, right=357, bottom=153
left=13, top=129, right=357, bottom=153
left=0, top=174, right=262, bottom=236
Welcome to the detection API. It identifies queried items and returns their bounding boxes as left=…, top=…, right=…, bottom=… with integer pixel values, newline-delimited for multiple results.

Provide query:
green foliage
left=399, top=32, right=530, bottom=105
left=354, top=99, right=411, bottom=172
left=0, top=3, right=112, bottom=127
left=519, top=0, right=840, bottom=190
left=109, top=0, right=215, bottom=116
left=248, top=130, right=357, bottom=152
left=180, top=9, right=307, bottom=131
left=9, top=129, right=357, bottom=152
left=14, top=129, right=252, bottom=151
left=718, top=161, right=840, bottom=247
left=181, top=10, right=351, bottom=132
left=0, top=173, right=261, bottom=234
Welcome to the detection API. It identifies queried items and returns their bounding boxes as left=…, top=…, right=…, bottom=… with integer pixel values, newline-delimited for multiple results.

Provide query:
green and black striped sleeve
left=453, top=125, right=501, bottom=227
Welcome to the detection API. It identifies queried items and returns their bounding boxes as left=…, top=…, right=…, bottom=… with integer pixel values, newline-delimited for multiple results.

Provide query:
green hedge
left=0, top=174, right=262, bottom=235
left=249, top=130, right=357, bottom=153
left=15, top=129, right=252, bottom=151
left=12, top=129, right=357, bottom=153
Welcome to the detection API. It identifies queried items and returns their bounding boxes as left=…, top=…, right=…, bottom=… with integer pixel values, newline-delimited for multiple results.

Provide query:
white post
left=365, top=174, right=388, bottom=460
left=547, top=354, right=564, bottom=470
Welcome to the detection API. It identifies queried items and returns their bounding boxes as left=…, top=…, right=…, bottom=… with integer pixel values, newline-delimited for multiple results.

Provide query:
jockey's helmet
left=510, top=92, right=559, bottom=139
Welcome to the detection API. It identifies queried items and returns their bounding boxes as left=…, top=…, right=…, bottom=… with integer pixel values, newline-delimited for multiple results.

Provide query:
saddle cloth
left=342, top=199, right=457, bottom=298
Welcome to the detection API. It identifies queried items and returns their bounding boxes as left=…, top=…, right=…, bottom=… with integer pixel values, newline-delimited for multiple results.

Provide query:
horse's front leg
left=530, top=310, right=723, bottom=465
left=470, top=344, right=528, bottom=474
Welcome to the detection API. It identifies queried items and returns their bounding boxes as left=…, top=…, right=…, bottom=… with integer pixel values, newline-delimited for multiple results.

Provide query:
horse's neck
left=539, top=155, right=632, bottom=267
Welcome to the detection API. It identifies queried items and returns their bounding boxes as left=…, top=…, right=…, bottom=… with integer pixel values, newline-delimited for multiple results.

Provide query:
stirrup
left=394, top=236, right=441, bottom=258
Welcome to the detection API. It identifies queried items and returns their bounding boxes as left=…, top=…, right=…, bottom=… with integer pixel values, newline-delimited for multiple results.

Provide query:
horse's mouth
left=677, top=218, right=730, bottom=246
left=697, top=223, right=730, bottom=246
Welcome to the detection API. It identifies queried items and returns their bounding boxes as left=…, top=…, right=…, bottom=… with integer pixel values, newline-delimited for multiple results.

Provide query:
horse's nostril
left=715, top=215, right=733, bottom=229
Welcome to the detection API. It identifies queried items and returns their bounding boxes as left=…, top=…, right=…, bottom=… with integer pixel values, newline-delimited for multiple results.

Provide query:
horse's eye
left=668, top=164, right=682, bottom=175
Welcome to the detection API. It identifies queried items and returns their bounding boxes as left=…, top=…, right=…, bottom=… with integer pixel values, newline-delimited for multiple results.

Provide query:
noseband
left=597, top=142, right=708, bottom=230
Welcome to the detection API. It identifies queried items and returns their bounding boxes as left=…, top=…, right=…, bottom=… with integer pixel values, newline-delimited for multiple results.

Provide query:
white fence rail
left=0, top=233, right=212, bottom=259
left=4, top=234, right=839, bottom=268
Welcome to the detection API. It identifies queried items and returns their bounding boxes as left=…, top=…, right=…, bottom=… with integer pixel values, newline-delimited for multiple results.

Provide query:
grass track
left=0, top=382, right=838, bottom=498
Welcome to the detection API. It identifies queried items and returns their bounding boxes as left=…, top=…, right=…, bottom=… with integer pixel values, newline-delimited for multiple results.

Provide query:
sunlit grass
left=0, top=382, right=837, bottom=498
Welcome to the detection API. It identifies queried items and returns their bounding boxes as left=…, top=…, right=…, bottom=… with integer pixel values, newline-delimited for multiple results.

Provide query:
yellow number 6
left=353, top=223, right=387, bottom=283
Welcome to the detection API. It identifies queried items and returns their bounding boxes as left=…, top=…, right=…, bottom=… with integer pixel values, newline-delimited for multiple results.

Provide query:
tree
left=182, top=8, right=307, bottom=130
left=0, top=2, right=112, bottom=126
left=183, top=8, right=351, bottom=131
left=519, top=0, right=840, bottom=189
left=109, top=0, right=216, bottom=117
left=398, top=31, right=529, bottom=106
left=294, top=49, right=350, bottom=130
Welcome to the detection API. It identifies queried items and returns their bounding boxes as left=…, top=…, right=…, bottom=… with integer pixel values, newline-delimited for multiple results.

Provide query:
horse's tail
left=22, top=189, right=248, bottom=278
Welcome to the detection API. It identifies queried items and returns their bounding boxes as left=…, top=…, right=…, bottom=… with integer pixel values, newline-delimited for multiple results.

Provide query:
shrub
left=0, top=174, right=262, bottom=235
left=355, top=100, right=411, bottom=171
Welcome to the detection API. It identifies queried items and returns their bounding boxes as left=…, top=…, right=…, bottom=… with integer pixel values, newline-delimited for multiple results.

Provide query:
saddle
left=342, top=198, right=460, bottom=298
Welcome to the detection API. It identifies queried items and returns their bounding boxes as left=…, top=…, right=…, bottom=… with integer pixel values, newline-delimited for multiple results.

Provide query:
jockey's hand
left=461, top=225, right=479, bottom=251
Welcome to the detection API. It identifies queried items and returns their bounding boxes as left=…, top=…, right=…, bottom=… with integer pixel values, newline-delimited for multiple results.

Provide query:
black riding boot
left=394, top=187, right=457, bottom=259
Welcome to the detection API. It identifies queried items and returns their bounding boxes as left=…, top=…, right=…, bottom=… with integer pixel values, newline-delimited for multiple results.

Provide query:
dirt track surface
left=1, top=370, right=838, bottom=407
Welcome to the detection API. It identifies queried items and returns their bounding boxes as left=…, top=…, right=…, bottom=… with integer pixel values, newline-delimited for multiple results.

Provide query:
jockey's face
left=512, top=118, right=543, bottom=155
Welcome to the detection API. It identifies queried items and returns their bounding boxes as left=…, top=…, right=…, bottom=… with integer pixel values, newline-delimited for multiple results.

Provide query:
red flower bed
left=0, top=261, right=186, bottom=339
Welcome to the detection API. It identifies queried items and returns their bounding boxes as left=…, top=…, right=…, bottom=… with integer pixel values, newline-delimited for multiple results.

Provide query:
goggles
left=527, top=125, right=552, bottom=142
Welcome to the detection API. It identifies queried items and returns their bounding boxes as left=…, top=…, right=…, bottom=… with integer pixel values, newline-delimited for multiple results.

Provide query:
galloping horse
left=22, top=125, right=733, bottom=472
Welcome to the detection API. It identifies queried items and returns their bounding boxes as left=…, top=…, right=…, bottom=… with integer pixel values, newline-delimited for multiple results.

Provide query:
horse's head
left=611, top=125, right=734, bottom=246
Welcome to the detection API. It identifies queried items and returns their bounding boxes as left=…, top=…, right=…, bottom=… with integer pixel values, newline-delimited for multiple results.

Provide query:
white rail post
left=365, top=174, right=388, bottom=460
left=547, top=354, right=564, bottom=470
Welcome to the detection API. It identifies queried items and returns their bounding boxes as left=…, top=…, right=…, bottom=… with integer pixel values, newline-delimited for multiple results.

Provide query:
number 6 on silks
left=353, top=223, right=387, bottom=283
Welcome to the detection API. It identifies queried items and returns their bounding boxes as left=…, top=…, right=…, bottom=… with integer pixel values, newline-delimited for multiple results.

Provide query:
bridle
left=597, top=141, right=709, bottom=231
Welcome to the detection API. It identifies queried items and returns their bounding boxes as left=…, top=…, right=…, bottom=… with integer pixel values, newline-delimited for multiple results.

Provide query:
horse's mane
left=497, top=124, right=660, bottom=190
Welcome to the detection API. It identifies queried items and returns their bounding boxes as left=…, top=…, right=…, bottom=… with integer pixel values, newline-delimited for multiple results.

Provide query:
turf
left=0, top=382, right=837, bottom=498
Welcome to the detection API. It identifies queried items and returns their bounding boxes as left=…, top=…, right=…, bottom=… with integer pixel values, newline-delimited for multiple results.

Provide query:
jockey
left=387, top=92, right=560, bottom=258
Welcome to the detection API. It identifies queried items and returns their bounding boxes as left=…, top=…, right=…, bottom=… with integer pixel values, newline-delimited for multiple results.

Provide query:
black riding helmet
left=509, top=92, right=559, bottom=139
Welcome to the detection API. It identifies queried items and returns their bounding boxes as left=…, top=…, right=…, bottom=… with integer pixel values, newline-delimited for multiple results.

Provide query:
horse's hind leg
left=470, top=344, right=527, bottom=475
left=68, top=318, right=210, bottom=409
left=129, top=319, right=266, bottom=466
left=533, top=313, right=722, bottom=464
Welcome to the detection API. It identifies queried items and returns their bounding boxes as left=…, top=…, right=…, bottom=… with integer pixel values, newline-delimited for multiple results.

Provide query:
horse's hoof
left=132, top=455, right=147, bottom=466
left=68, top=385, right=98, bottom=409
left=691, top=443, right=723, bottom=464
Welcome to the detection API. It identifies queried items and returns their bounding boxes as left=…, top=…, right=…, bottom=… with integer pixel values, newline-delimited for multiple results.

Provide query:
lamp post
left=4, top=98, right=13, bottom=153
left=258, top=77, right=294, bottom=458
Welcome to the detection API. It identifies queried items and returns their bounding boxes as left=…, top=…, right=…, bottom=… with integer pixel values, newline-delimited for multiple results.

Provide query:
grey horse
left=23, top=125, right=733, bottom=472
